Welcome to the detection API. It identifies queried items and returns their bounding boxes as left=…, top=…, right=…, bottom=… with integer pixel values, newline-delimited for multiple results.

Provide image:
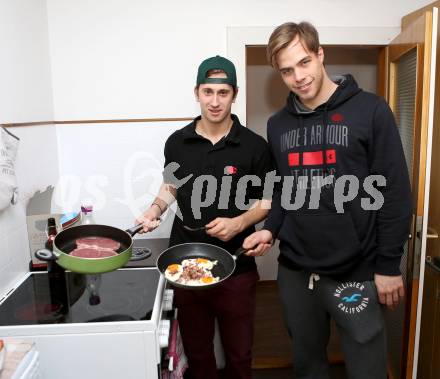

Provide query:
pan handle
left=233, top=247, right=249, bottom=260
left=125, top=223, right=144, bottom=237
left=35, top=249, right=57, bottom=262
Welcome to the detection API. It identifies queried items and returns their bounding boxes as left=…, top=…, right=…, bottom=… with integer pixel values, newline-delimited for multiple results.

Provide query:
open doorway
left=246, top=45, right=383, bottom=139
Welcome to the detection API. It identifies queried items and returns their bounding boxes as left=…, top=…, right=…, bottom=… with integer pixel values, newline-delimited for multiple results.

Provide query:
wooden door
left=386, top=8, right=438, bottom=379
left=417, top=4, right=440, bottom=377
left=418, top=262, right=440, bottom=379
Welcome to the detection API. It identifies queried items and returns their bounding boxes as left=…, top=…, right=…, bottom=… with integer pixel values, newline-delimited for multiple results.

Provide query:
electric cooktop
left=0, top=268, right=160, bottom=326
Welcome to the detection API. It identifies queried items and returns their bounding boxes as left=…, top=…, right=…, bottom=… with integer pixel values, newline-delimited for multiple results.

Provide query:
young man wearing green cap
left=136, top=55, right=273, bottom=379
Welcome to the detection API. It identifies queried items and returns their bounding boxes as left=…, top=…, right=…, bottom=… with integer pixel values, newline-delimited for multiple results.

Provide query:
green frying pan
left=35, top=224, right=142, bottom=274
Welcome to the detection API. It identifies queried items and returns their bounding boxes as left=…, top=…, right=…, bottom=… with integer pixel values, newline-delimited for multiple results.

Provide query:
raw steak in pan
left=76, top=237, right=121, bottom=251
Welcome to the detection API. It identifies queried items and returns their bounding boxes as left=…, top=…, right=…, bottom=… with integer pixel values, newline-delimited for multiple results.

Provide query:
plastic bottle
left=81, top=204, right=95, bottom=225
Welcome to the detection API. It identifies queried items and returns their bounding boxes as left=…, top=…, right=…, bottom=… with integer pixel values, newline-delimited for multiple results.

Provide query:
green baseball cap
left=196, top=55, right=237, bottom=87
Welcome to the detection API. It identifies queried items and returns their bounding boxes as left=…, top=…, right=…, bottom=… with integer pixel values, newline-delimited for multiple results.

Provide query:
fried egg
left=165, top=258, right=220, bottom=286
left=200, top=276, right=219, bottom=285
left=196, top=258, right=217, bottom=270
left=182, top=276, right=220, bottom=286
left=181, top=258, right=195, bottom=267
left=184, top=279, right=203, bottom=286
left=165, top=264, right=183, bottom=281
left=181, top=258, right=217, bottom=271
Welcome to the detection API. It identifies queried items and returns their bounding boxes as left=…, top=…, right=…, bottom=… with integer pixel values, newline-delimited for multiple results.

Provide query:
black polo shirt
left=163, top=114, right=273, bottom=274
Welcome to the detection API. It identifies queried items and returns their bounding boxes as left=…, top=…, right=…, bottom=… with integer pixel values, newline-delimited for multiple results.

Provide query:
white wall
left=46, top=0, right=434, bottom=121
left=0, top=0, right=54, bottom=123
left=0, top=0, right=56, bottom=297
left=53, top=121, right=182, bottom=236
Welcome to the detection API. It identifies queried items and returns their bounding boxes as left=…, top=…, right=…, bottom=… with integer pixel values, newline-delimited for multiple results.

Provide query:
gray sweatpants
left=277, top=265, right=387, bottom=379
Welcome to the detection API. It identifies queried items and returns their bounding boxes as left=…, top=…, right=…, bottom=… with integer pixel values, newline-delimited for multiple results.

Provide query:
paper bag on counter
left=0, top=126, right=19, bottom=211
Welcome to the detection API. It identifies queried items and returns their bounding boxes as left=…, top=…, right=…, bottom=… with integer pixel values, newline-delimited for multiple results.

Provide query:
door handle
left=427, top=227, right=439, bottom=239
left=416, top=226, right=439, bottom=239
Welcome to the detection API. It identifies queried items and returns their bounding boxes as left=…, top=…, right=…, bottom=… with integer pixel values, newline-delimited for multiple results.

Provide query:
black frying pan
left=156, top=242, right=247, bottom=289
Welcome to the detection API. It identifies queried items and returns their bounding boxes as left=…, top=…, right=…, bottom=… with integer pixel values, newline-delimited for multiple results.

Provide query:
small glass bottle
left=81, top=204, right=95, bottom=225
left=46, top=217, right=68, bottom=316
left=45, top=217, right=57, bottom=251
left=45, top=217, right=64, bottom=274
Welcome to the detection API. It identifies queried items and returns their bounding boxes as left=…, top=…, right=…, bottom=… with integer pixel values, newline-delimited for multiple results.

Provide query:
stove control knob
left=158, top=320, right=171, bottom=348
left=162, top=289, right=174, bottom=311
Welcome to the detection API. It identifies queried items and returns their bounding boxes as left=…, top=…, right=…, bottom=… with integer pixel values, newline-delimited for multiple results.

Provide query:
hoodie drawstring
left=308, top=273, right=320, bottom=290
left=322, top=107, right=328, bottom=175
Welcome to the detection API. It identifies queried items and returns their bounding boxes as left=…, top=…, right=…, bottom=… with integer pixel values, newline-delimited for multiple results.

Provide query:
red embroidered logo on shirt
left=303, top=151, right=324, bottom=165
left=326, top=149, right=337, bottom=164
left=288, top=150, right=337, bottom=166
left=288, top=152, right=300, bottom=166
left=224, top=166, right=237, bottom=175
left=331, top=113, right=344, bottom=122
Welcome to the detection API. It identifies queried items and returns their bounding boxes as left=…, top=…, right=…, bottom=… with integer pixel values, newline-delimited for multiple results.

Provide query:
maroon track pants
left=174, top=270, right=259, bottom=379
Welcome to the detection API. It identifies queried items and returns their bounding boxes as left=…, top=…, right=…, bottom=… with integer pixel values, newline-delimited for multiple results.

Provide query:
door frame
left=386, top=9, right=438, bottom=378
left=411, top=8, right=438, bottom=378
left=227, top=25, right=400, bottom=125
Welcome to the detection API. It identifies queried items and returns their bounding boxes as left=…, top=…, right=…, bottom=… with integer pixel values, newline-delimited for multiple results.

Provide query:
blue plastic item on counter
left=60, top=212, right=81, bottom=229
